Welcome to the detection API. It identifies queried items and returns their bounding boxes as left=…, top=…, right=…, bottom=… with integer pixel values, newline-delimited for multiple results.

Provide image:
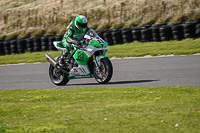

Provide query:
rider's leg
left=53, top=42, right=69, bottom=67
left=59, top=49, right=68, bottom=67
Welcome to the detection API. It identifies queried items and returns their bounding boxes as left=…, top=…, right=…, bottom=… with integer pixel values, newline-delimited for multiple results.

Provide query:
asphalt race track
left=0, top=55, right=200, bottom=90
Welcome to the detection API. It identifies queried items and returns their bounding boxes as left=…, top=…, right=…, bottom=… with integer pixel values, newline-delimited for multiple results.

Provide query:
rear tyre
left=49, top=64, right=69, bottom=86
left=93, top=58, right=113, bottom=84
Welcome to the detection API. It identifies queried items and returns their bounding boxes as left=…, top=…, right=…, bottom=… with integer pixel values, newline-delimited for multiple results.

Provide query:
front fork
left=92, top=51, right=108, bottom=72
left=93, top=54, right=101, bottom=72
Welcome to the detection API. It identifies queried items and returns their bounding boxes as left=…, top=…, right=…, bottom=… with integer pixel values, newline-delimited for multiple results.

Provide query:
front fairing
left=84, top=29, right=108, bottom=48
left=74, top=46, right=108, bottom=63
left=83, top=29, right=108, bottom=56
left=72, top=29, right=108, bottom=65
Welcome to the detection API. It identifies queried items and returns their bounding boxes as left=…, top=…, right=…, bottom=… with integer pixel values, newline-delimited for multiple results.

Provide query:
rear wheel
left=93, top=58, right=113, bottom=84
left=49, top=64, right=69, bottom=86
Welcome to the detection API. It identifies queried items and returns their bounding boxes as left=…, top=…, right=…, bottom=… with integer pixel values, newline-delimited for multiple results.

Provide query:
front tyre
left=93, top=58, right=113, bottom=84
left=49, top=64, right=69, bottom=86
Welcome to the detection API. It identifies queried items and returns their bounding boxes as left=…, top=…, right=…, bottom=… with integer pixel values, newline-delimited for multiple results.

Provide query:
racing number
left=97, top=39, right=104, bottom=45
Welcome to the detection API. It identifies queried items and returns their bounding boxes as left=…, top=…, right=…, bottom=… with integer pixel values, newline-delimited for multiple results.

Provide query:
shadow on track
left=109, top=80, right=159, bottom=84
left=67, top=80, right=159, bottom=86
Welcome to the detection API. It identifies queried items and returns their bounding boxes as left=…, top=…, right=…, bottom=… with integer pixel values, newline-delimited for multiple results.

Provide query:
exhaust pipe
left=45, top=54, right=58, bottom=68
left=45, top=54, right=69, bottom=75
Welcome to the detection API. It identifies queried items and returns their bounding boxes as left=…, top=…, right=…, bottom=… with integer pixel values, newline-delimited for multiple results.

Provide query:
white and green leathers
left=54, top=15, right=89, bottom=56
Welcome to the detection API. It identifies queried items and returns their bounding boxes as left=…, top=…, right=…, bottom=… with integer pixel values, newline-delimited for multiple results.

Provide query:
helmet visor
left=77, top=21, right=87, bottom=28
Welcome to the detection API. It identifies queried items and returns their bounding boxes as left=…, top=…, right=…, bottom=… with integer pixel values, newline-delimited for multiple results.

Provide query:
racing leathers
left=53, top=20, right=89, bottom=66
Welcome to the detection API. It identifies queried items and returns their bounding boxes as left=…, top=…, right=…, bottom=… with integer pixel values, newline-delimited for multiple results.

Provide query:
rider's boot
left=59, top=59, right=65, bottom=67
left=59, top=55, right=65, bottom=67
left=58, top=48, right=69, bottom=67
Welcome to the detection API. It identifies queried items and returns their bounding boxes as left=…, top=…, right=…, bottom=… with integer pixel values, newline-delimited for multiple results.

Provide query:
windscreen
left=85, top=29, right=99, bottom=39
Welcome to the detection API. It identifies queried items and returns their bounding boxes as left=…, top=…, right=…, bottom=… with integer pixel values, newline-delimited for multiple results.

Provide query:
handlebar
left=71, top=39, right=88, bottom=49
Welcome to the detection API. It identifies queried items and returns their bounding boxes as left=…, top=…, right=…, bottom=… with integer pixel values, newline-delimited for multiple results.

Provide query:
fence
left=0, top=20, right=200, bottom=56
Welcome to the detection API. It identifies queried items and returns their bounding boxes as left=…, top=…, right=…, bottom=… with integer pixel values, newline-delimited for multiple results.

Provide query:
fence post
left=103, top=0, right=106, bottom=6
left=120, top=2, right=125, bottom=22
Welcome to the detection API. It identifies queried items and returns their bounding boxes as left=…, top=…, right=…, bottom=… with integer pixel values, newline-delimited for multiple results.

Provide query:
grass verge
left=0, top=86, right=200, bottom=133
left=0, top=38, right=200, bottom=65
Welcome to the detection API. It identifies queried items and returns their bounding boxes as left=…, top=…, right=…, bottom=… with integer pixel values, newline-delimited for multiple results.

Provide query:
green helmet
left=75, top=15, right=88, bottom=32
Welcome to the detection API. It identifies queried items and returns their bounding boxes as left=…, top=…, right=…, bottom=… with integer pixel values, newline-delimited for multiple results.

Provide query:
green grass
left=0, top=51, right=60, bottom=65
left=106, top=38, right=200, bottom=57
left=0, top=38, right=200, bottom=65
left=0, top=87, right=200, bottom=133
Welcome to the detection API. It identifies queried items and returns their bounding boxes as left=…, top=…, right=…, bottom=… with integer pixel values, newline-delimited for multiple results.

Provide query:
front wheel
left=49, top=64, right=69, bottom=86
left=93, top=58, right=113, bottom=84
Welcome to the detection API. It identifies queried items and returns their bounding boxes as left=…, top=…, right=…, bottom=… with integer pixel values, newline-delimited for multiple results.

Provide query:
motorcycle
left=45, top=29, right=113, bottom=85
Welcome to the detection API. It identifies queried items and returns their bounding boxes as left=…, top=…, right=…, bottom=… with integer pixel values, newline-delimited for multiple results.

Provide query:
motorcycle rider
left=54, top=15, right=89, bottom=67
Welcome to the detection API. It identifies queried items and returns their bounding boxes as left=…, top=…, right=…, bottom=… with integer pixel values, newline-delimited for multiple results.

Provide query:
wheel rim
left=51, top=67, right=64, bottom=83
left=94, top=61, right=108, bottom=82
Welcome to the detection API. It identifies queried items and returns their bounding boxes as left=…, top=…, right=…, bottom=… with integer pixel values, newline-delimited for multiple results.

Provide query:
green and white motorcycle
left=45, top=29, right=113, bottom=85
